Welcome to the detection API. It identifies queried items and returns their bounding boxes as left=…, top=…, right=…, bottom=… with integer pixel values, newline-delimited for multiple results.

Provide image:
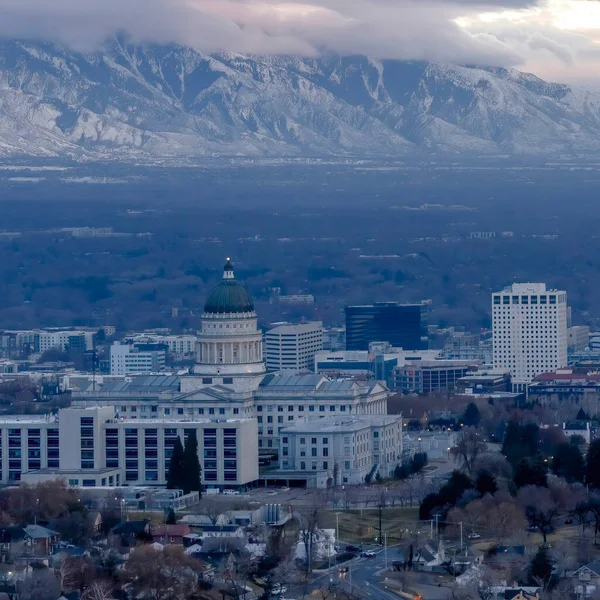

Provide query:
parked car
left=346, top=544, right=362, bottom=552
left=280, top=486, right=291, bottom=492
left=266, top=490, right=278, bottom=496
left=271, top=584, right=288, bottom=595
left=361, top=550, right=376, bottom=558
left=467, top=533, right=481, bottom=539
left=223, top=489, right=240, bottom=496
left=565, top=518, right=574, bottom=525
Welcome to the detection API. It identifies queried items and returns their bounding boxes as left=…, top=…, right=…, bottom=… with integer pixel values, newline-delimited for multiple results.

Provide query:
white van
left=223, top=489, right=240, bottom=496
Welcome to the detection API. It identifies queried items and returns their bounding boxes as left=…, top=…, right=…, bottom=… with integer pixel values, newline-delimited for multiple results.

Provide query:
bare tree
left=121, top=546, right=202, bottom=600
left=518, top=486, right=559, bottom=544
left=295, top=491, right=327, bottom=574
left=17, top=570, right=61, bottom=600
left=451, top=427, right=487, bottom=474
left=81, top=580, right=114, bottom=600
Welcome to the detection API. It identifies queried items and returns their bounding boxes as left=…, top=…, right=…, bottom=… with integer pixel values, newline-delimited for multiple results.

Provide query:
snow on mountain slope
left=0, top=38, right=600, bottom=159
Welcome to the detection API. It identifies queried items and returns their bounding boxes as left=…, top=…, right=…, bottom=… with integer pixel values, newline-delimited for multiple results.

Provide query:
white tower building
left=182, top=259, right=266, bottom=393
left=492, top=283, right=568, bottom=391
left=265, top=321, right=324, bottom=372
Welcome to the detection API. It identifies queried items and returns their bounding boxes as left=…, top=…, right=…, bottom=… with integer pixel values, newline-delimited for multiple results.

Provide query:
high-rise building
left=264, top=322, right=324, bottom=372
left=345, top=303, right=424, bottom=351
left=492, top=283, right=568, bottom=390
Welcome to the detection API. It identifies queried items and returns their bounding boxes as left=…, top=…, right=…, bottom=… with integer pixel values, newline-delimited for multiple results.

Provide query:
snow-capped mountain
left=1, top=37, right=600, bottom=160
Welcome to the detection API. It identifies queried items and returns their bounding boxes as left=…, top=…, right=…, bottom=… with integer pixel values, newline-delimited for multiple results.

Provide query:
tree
left=182, top=432, right=202, bottom=495
left=476, top=472, right=498, bottom=497
left=552, top=442, right=585, bottom=483
left=17, top=570, right=61, bottom=600
left=121, top=546, right=202, bottom=600
left=462, top=403, right=481, bottom=428
left=518, top=485, right=559, bottom=544
left=530, top=546, right=554, bottom=589
left=451, top=427, right=487, bottom=474
left=166, top=437, right=185, bottom=490
left=514, top=457, right=547, bottom=488
left=586, top=439, right=600, bottom=490
left=165, top=508, right=176, bottom=524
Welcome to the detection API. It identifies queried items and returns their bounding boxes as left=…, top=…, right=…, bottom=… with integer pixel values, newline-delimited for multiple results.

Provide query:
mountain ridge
left=0, top=37, right=599, bottom=160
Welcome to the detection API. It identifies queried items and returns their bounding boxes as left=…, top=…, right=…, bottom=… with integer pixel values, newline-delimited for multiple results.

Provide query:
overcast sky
left=1, top=0, right=600, bottom=85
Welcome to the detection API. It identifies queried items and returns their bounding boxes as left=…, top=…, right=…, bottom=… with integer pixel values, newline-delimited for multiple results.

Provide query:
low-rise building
left=2, top=406, right=258, bottom=491
left=569, top=326, right=590, bottom=352
left=394, top=360, right=480, bottom=394
left=278, top=415, right=402, bottom=487
left=110, top=342, right=166, bottom=376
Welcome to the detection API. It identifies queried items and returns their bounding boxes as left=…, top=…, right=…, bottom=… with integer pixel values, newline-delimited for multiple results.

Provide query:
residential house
left=110, top=520, right=151, bottom=547
left=569, top=560, right=600, bottom=598
left=414, top=541, right=445, bottom=569
left=490, top=587, right=540, bottom=600
left=194, top=525, right=244, bottom=540
left=24, top=525, right=59, bottom=557
left=151, top=524, right=192, bottom=545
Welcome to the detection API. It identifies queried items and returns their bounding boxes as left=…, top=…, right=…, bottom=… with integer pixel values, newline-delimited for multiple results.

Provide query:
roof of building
left=281, top=415, right=401, bottom=434
left=111, top=520, right=150, bottom=536
left=201, top=524, right=242, bottom=532
left=92, top=375, right=180, bottom=394
left=204, top=260, right=254, bottom=315
left=152, top=524, right=192, bottom=537
left=24, top=524, right=57, bottom=539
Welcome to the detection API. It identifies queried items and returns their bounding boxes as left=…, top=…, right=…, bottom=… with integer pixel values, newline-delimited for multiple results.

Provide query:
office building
left=492, top=283, right=568, bottom=391
left=110, top=342, right=166, bottom=376
left=568, top=326, right=590, bottom=352
left=394, top=360, right=479, bottom=394
left=264, top=322, right=323, bottom=372
left=345, top=302, right=425, bottom=351
left=6, top=406, right=258, bottom=490
left=278, top=415, right=403, bottom=488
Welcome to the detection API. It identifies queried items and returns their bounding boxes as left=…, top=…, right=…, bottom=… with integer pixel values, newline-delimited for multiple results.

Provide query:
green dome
left=204, top=259, right=254, bottom=314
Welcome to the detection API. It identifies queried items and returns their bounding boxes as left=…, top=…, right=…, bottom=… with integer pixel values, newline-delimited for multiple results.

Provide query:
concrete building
left=345, top=302, right=425, bottom=351
left=568, top=326, right=590, bottom=352
left=394, top=360, right=480, bottom=394
left=124, top=334, right=197, bottom=356
left=492, top=283, right=568, bottom=391
left=264, top=322, right=323, bottom=372
left=110, top=342, right=166, bottom=376
left=278, top=415, right=403, bottom=488
left=8, top=406, right=258, bottom=490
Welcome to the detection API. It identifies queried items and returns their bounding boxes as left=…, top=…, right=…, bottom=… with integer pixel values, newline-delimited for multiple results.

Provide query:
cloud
left=0, top=0, right=529, bottom=65
left=2, top=0, right=600, bottom=84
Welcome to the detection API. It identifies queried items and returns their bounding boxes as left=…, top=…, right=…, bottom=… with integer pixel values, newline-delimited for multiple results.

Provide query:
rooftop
left=281, top=415, right=401, bottom=433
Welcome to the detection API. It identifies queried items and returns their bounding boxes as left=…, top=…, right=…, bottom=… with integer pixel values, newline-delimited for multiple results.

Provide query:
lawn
left=319, top=507, right=421, bottom=545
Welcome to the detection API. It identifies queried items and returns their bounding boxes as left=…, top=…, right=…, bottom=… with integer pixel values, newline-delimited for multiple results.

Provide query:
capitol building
left=52, top=259, right=398, bottom=489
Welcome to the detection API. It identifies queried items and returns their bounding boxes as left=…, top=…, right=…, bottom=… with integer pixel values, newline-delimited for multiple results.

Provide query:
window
left=311, top=438, right=317, bottom=444
left=223, top=377, right=233, bottom=384
left=319, top=406, right=325, bottom=412
left=311, top=448, right=317, bottom=457
left=300, top=461, right=306, bottom=470
left=323, top=438, right=328, bottom=444
left=309, top=406, right=315, bottom=412
left=323, top=462, right=328, bottom=470
left=300, top=438, right=305, bottom=445
left=202, top=378, right=213, bottom=384
left=323, top=448, right=329, bottom=457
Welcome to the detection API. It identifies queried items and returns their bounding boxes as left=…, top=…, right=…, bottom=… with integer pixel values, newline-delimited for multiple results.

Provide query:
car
left=223, top=489, right=240, bottom=496
left=266, top=490, right=278, bottom=496
left=565, top=518, right=574, bottom=525
left=346, top=544, right=362, bottom=552
left=361, top=550, right=376, bottom=558
left=338, top=566, right=349, bottom=574
left=280, top=486, right=291, bottom=492
left=467, top=533, right=481, bottom=539
left=271, top=584, right=288, bottom=595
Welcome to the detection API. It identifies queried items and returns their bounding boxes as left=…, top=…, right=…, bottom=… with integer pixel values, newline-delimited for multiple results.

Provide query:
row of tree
left=166, top=432, right=202, bottom=495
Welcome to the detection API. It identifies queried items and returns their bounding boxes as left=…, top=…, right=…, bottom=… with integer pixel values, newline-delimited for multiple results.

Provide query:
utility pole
left=335, top=512, right=340, bottom=549
left=384, top=531, right=388, bottom=571
left=459, top=521, right=463, bottom=552
left=430, top=519, right=433, bottom=538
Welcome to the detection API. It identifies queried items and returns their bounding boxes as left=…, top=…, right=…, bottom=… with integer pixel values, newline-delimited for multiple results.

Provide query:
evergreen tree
left=165, top=508, right=176, bottom=524
left=182, top=431, right=202, bottom=495
left=530, top=546, right=553, bottom=585
left=552, top=442, right=585, bottom=483
left=514, top=457, right=547, bottom=489
left=586, top=439, right=600, bottom=490
left=476, top=472, right=498, bottom=497
left=462, top=402, right=481, bottom=428
left=576, top=408, right=589, bottom=421
left=166, top=437, right=185, bottom=490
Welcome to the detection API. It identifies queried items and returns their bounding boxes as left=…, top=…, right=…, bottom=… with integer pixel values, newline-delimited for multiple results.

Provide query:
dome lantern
left=203, top=258, right=255, bottom=315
